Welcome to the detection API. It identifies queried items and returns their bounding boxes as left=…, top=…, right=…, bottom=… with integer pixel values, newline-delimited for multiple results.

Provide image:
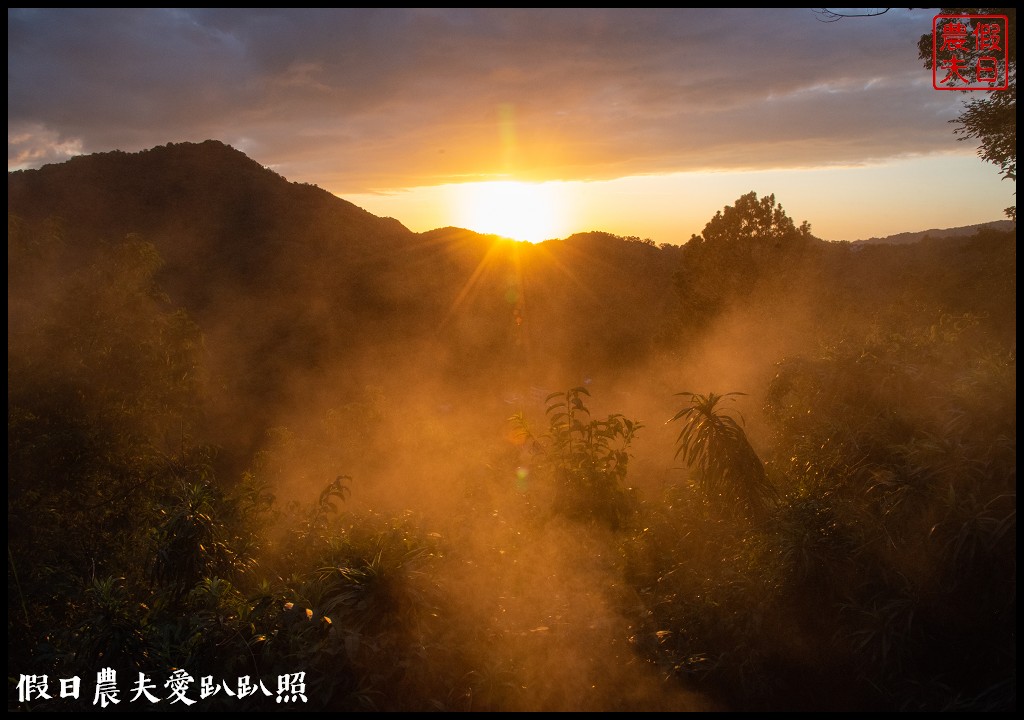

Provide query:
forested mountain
left=8, top=142, right=1016, bottom=712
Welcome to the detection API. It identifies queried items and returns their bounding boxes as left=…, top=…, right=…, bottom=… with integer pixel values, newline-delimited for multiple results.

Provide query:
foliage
left=7, top=221, right=472, bottom=711
left=761, top=314, right=1015, bottom=708
left=698, top=191, right=811, bottom=245
left=670, top=392, right=776, bottom=522
left=675, top=192, right=815, bottom=324
left=620, top=296, right=1015, bottom=711
left=513, top=386, right=642, bottom=529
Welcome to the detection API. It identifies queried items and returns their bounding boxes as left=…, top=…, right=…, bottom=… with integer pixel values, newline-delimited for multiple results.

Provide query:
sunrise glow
left=8, top=9, right=1016, bottom=713
left=453, top=181, right=572, bottom=243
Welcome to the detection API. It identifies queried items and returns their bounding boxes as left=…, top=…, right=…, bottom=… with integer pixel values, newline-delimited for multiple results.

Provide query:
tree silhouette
left=698, top=191, right=811, bottom=245
left=675, top=192, right=814, bottom=324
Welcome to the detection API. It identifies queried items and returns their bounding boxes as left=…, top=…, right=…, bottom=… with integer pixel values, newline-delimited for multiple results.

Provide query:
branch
left=814, top=8, right=891, bottom=23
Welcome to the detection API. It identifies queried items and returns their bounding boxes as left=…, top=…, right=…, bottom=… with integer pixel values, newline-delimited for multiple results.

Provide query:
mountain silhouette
left=8, top=141, right=688, bottom=469
left=850, top=220, right=1015, bottom=245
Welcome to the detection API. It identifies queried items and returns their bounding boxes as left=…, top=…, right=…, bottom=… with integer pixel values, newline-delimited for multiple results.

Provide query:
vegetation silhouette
left=7, top=143, right=1016, bottom=711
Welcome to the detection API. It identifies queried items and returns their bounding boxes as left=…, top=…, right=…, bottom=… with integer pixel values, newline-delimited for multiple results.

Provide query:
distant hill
left=850, top=220, right=1015, bottom=245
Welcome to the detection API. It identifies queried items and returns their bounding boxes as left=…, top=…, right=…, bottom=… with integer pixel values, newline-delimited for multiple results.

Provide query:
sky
left=7, top=8, right=1015, bottom=243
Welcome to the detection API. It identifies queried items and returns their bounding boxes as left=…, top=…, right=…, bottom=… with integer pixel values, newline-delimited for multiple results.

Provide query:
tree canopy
left=697, top=191, right=811, bottom=245
left=675, top=192, right=815, bottom=324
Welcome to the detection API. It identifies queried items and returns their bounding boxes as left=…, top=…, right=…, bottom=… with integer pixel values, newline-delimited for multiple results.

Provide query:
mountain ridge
left=848, top=219, right=1015, bottom=245
left=13, top=139, right=1010, bottom=246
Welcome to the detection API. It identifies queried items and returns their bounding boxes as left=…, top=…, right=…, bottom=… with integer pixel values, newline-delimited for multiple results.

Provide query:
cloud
left=8, top=122, right=83, bottom=169
left=8, top=8, right=968, bottom=192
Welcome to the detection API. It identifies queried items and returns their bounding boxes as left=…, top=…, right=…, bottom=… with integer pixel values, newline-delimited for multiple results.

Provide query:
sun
left=453, top=180, right=571, bottom=243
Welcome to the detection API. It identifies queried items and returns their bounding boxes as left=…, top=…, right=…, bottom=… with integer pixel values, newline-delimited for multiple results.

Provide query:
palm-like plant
left=670, top=392, right=776, bottom=522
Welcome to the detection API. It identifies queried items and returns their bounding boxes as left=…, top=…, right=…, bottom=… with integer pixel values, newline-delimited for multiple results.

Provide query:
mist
left=8, top=144, right=1015, bottom=712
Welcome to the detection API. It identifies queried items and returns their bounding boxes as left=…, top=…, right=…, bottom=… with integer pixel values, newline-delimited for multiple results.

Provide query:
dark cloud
left=8, top=8, right=967, bottom=192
